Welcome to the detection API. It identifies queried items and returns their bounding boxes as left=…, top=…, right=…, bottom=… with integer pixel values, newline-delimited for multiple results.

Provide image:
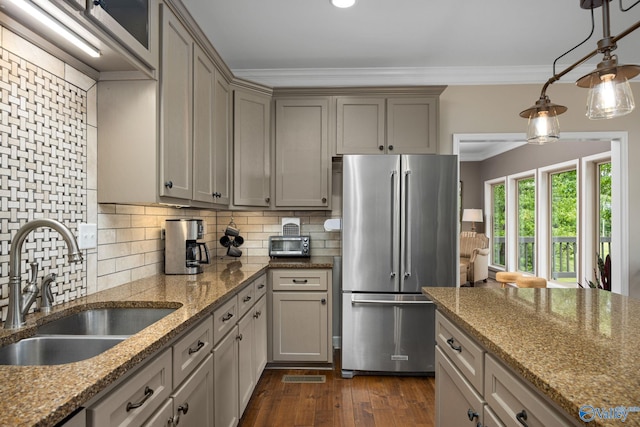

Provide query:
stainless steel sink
left=37, top=307, right=177, bottom=336
left=0, top=336, right=126, bottom=365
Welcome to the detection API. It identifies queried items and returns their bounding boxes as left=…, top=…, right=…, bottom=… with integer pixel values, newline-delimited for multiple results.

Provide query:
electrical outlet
left=78, top=223, right=97, bottom=249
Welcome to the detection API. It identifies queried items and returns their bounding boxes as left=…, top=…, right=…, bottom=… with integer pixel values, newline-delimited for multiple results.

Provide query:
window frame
left=484, top=178, right=507, bottom=269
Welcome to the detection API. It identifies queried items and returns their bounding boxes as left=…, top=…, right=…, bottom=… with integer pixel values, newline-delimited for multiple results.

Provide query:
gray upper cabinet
left=192, top=45, right=231, bottom=206
left=336, top=95, right=440, bottom=155
left=97, top=3, right=231, bottom=207
left=274, top=98, right=330, bottom=208
left=160, top=6, right=193, bottom=200
left=233, top=89, right=271, bottom=207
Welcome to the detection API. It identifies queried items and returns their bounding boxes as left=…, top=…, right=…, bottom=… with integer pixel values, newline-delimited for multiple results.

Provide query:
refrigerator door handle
left=351, top=298, right=433, bottom=305
left=404, top=170, right=412, bottom=278
left=390, top=170, right=398, bottom=279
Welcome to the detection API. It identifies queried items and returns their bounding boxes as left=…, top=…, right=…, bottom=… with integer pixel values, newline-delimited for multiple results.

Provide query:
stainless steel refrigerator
left=341, top=154, right=457, bottom=378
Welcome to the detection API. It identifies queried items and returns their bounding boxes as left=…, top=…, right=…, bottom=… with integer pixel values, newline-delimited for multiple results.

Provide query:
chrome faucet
left=4, top=219, right=83, bottom=329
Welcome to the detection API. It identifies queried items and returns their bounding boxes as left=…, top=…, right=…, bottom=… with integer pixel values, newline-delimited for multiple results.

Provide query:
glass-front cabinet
left=86, top=0, right=159, bottom=67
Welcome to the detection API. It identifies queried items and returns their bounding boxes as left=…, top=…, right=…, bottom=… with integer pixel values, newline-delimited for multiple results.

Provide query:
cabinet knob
left=93, top=0, right=105, bottom=6
left=321, top=298, right=327, bottom=304
left=378, top=145, right=384, bottom=151
left=516, top=409, right=528, bottom=427
left=178, top=403, right=189, bottom=415
left=265, top=197, right=270, bottom=203
left=164, top=180, right=173, bottom=189
left=467, top=409, right=479, bottom=422
left=236, top=334, right=243, bottom=341
left=322, top=197, right=327, bottom=203
left=388, top=145, right=394, bottom=151
left=212, top=192, right=221, bottom=198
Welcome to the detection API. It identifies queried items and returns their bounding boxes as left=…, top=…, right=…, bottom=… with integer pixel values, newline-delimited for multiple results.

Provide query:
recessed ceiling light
left=331, top=0, right=356, bottom=8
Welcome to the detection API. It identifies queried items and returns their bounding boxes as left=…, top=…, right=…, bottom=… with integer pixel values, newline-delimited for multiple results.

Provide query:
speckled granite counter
left=423, top=287, right=640, bottom=427
left=0, top=256, right=332, bottom=427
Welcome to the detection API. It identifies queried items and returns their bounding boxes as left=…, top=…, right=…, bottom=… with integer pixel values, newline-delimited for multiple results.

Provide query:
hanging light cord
left=620, top=0, right=640, bottom=12
left=552, top=7, right=595, bottom=76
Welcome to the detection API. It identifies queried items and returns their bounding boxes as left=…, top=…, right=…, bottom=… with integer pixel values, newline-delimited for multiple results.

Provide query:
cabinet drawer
left=213, top=296, right=238, bottom=344
left=271, top=269, right=328, bottom=291
left=484, top=354, right=574, bottom=427
left=435, top=346, right=484, bottom=427
left=237, top=283, right=256, bottom=319
left=436, top=311, right=485, bottom=393
left=173, top=316, right=214, bottom=388
left=88, top=349, right=172, bottom=427
left=254, top=273, right=267, bottom=299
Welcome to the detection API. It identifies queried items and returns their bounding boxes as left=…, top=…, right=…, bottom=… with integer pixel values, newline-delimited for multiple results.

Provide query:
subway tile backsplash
left=0, top=28, right=342, bottom=322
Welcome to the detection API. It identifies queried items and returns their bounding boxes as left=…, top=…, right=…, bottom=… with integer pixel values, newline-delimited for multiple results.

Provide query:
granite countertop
left=423, top=287, right=640, bottom=427
left=0, top=256, right=333, bottom=427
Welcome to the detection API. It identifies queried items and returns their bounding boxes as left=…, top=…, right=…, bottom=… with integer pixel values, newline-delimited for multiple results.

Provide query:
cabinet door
left=160, top=7, right=192, bottom=200
left=272, top=291, right=328, bottom=362
left=233, top=89, right=271, bottom=207
left=435, top=346, right=484, bottom=427
left=172, top=355, right=214, bottom=427
left=212, top=71, right=231, bottom=205
left=238, top=312, right=255, bottom=415
left=275, top=98, right=330, bottom=207
left=192, top=44, right=217, bottom=204
left=141, top=399, right=173, bottom=427
left=253, top=295, right=268, bottom=380
left=336, top=97, right=385, bottom=154
left=386, top=97, right=438, bottom=154
left=214, top=327, right=239, bottom=427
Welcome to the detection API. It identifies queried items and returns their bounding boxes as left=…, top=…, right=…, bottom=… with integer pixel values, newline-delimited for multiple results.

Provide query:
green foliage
left=551, top=170, right=577, bottom=237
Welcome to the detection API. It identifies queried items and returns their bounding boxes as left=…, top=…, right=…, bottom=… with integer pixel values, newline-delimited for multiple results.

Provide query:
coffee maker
left=165, top=219, right=210, bottom=274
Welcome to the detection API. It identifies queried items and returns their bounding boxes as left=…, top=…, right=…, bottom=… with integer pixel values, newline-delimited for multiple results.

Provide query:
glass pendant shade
left=331, top=0, right=356, bottom=7
left=585, top=73, right=635, bottom=119
left=526, top=110, right=560, bottom=144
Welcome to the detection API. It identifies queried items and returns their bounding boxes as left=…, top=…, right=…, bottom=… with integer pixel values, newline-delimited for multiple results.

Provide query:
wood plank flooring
left=239, top=352, right=436, bottom=427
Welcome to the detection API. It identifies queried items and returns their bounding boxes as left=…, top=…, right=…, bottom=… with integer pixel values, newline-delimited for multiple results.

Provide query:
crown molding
left=233, top=64, right=603, bottom=88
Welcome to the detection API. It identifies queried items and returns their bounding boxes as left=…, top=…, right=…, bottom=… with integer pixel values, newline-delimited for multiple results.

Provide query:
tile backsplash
left=0, top=27, right=342, bottom=322
left=0, top=42, right=88, bottom=321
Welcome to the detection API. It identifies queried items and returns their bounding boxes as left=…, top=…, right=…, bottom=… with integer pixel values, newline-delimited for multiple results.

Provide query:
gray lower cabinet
left=435, top=310, right=578, bottom=427
left=214, top=275, right=268, bottom=427
left=142, top=355, right=214, bottom=427
left=269, top=269, right=332, bottom=364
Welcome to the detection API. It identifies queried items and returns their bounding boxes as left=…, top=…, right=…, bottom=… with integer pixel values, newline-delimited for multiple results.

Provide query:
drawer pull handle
left=292, top=279, right=308, bottom=284
left=258, top=283, right=265, bottom=289
left=321, top=298, right=327, bottom=304
left=188, top=340, right=205, bottom=355
left=516, top=409, right=528, bottom=426
left=243, top=295, right=252, bottom=303
left=236, top=333, right=243, bottom=341
left=222, top=312, right=234, bottom=322
left=447, top=337, right=462, bottom=352
left=467, top=409, right=479, bottom=421
left=126, top=386, right=154, bottom=412
left=253, top=310, right=262, bottom=319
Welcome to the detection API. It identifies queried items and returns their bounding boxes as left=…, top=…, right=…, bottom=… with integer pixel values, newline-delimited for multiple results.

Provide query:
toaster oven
left=269, top=236, right=310, bottom=257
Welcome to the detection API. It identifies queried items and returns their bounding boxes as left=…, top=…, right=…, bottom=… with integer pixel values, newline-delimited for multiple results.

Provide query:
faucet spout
left=4, top=219, right=84, bottom=329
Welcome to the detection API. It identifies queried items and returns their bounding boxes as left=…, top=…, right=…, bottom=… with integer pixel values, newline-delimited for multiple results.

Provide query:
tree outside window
left=599, top=162, right=611, bottom=259
left=517, top=177, right=535, bottom=273
left=491, top=182, right=506, bottom=267
left=550, top=170, right=577, bottom=282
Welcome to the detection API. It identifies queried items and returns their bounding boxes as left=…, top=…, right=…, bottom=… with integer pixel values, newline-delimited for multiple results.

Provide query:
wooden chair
left=516, top=276, right=547, bottom=288
left=495, top=271, right=522, bottom=288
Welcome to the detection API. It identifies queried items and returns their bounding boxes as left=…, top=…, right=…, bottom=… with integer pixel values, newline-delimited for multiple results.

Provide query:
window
left=550, top=169, right=578, bottom=282
left=598, top=162, right=612, bottom=259
left=491, top=182, right=506, bottom=267
left=517, top=177, right=535, bottom=273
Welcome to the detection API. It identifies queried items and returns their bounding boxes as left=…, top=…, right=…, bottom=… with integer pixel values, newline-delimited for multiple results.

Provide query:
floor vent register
left=281, top=375, right=326, bottom=384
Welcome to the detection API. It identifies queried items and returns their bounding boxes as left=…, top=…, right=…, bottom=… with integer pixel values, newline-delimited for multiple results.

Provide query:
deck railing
left=491, top=236, right=611, bottom=280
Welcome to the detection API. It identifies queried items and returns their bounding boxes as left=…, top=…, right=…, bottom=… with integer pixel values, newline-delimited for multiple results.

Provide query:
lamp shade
left=462, top=209, right=483, bottom=223
left=520, top=95, right=566, bottom=144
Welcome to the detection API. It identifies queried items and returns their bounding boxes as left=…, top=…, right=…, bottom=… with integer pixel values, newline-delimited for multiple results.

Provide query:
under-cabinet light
left=10, top=0, right=101, bottom=58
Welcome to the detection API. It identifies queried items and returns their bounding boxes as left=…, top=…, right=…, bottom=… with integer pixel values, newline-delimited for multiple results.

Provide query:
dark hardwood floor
left=239, top=352, right=436, bottom=427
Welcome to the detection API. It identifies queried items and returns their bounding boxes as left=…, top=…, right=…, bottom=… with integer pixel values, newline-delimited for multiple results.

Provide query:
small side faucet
left=4, top=219, right=83, bottom=329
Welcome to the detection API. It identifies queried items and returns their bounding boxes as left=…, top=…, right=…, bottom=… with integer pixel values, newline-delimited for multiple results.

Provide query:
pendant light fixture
left=331, top=0, right=356, bottom=8
left=520, top=0, right=640, bottom=144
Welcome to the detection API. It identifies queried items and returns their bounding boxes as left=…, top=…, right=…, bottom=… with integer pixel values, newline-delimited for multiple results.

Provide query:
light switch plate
left=78, top=223, right=97, bottom=249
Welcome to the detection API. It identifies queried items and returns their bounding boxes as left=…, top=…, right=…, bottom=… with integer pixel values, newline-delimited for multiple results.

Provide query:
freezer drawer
left=341, top=293, right=436, bottom=377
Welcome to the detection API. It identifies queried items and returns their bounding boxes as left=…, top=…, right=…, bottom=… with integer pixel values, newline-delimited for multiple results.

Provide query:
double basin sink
left=0, top=307, right=177, bottom=366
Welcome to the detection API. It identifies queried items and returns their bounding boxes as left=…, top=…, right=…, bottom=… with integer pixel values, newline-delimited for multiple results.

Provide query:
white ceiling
left=181, top=0, right=640, bottom=87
